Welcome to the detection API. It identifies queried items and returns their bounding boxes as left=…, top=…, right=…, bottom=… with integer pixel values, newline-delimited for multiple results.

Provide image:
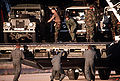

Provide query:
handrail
left=106, top=0, right=120, bottom=22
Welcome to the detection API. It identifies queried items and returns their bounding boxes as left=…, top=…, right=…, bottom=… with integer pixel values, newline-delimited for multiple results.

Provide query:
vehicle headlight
left=29, top=23, right=33, bottom=27
left=6, top=22, right=11, bottom=27
left=16, top=15, right=19, bottom=17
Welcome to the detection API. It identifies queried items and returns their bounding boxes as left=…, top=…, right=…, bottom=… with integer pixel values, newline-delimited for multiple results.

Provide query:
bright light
left=29, top=23, right=33, bottom=27
left=6, top=22, right=10, bottom=26
left=16, top=15, right=19, bottom=17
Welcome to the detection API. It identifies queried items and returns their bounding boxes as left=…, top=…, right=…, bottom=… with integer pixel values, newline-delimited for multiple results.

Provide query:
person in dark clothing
left=48, top=8, right=61, bottom=42
left=10, top=43, right=24, bottom=81
left=50, top=49, right=65, bottom=81
left=23, top=45, right=34, bottom=60
left=84, top=45, right=97, bottom=81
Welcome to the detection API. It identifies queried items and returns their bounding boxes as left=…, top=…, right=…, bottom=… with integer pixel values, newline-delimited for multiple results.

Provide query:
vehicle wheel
left=115, top=70, right=120, bottom=75
left=55, top=72, right=60, bottom=80
left=68, top=69, right=79, bottom=80
left=32, top=33, right=36, bottom=42
left=98, top=69, right=111, bottom=80
left=4, top=33, right=8, bottom=43
left=64, top=70, right=68, bottom=76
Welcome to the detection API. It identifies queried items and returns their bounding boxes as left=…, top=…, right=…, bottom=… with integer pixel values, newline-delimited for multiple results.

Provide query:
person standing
left=23, top=45, right=34, bottom=60
left=85, top=6, right=96, bottom=42
left=84, top=45, right=97, bottom=81
left=110, top=12, right=118, bottom=40
left=10, top=43, right=24, bottom=81
left=50, top=49, right=65, bottom=81
left=65, top=16, right=77, bottom=42
left=48, top=8, right=61, bottom=43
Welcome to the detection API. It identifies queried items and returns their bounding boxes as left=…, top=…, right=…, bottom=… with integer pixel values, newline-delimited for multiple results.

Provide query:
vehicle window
left=66, top=9, right=85, bottom=20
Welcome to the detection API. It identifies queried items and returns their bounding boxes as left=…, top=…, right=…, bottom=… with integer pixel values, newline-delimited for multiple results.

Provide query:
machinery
left=1, top=42, right=120, bottom=80
left=3, top=4, right=44, bottom=43
left=1, top=0, right=120, bottom=80
left=106, top=0, right=120, bottom=22
left=105, top=0, right=120, bottom=41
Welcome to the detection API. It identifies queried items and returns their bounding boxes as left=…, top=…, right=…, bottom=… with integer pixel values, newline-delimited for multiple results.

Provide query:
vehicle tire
left=55, top=72, right=60, bottom=80
left=68, top=69, right=79, bottom=80
left=75, top=72, right=79, bottom=80
left=98, top=69, right=111, bottom=80
left=115, top=70, right=120, bottom=75
left=32, top=33, right=36, bottom=42
left=64, top=70, right=68, bottom=76
left=4, top=33, right=8, bottom=43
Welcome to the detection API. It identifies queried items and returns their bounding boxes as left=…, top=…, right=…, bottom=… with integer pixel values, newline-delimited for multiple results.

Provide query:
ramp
left=21, top=59, right=48, bottom=70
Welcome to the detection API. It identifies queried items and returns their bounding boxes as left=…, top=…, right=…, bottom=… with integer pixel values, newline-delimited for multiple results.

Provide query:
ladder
left=106, top=0, right=120, bottom=22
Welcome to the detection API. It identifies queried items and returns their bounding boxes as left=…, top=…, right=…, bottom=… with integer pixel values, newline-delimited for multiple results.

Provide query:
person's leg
left=55, top=31, right=58, bottom=42
left=86, top=27, right=90, bottom=42
left=59, top=69, right=65, bottom=81
left=54, top=23, right=60, bottom=42
left=71, top=27, right=76, bottom=41
left=89, top=34, right=93, bottom=42
left=85, top=62, right=91, bottom=81
left=13, top=62, right=21, bottom=81
left=70, top=32, right=75, bottom=41
left=50, top=70, right=56, bottom=81
left=90, top=62, right=95, bottom=81
left=70, top=32, right=73, bottom=40
left=89, top=26, right=94, bottom=42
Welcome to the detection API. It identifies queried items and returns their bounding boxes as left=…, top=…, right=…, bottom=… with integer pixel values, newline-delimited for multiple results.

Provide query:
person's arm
left=66, top=20, right=70, bottom=31
left=47, top=15, right=55, bottom=23
left=58, top=51, right=64, bottom=57
left=70, top=19, right=76, bottom=32
left=95, top=51, right=98, bottom=59
left=21, top=51, right=25, bottom=60
left=10, top=51, right=13, bottom=60
left=51, top=57, right=56, bottom=64
left=83, top=51, right=87, bottom=58
left=93, top=50, right=99, bottom=60
left=83, top=51, right=85, bottom=58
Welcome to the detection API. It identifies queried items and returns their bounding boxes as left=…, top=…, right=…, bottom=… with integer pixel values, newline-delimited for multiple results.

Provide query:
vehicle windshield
left=66, top=9, right=85, bottom=21
left=10, top=9, right=40, bottom=19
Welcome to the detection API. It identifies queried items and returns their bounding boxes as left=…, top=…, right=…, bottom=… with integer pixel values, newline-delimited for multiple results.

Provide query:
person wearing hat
left=50, top=49, right=65, bottom=81
left=10, top=43, right=24, bottom=81
left=65, top=16, right=77, bottom=42
left=48, top=8, right=61, bottom=43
